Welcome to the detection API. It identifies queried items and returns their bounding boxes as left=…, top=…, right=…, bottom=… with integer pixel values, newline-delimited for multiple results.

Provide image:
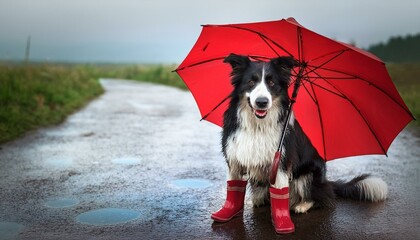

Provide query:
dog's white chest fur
left=225, top=102, right=282, bottom=169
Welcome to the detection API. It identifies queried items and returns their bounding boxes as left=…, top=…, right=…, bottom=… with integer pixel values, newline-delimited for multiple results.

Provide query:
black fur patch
left=331, top=174, right=371, bottom=201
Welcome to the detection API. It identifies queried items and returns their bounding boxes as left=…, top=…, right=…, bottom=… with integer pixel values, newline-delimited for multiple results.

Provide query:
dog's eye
left=265, top=75, right=275, bottom=87
left=248, top=80, right=255, bottom=87
left=266, top=75, right=274, bottom=87
left=265, top=75, right=274, bottom=87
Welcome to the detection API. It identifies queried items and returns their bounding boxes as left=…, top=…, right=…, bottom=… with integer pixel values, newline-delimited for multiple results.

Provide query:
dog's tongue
left=255, top=110, right=267, bottom=117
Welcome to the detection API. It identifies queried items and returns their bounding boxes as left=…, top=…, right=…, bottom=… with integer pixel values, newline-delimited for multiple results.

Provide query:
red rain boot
left=211, top=180, right=247, bottom=222
left=269, top=187, right=295, bottom=234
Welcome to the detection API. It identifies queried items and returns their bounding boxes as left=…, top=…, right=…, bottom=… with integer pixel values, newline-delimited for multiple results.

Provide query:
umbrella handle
left=270, top=97, right=294, bottom=186
left=269, top=151, right=281, bottom=185
left=270, top=71, right=303, bottom=186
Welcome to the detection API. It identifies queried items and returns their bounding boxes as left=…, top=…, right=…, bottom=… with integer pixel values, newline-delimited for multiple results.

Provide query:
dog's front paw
left=293, top=201, right=314, bottom=214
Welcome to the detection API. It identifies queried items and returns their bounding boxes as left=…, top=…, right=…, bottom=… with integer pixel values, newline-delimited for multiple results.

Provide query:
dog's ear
left=224, top=53, right=250, bottom=73
left=270, top=56, right=298, bottom=85
left=270, top=56, right=298, bottom=71
left=224, top=54, right=250, bottom=86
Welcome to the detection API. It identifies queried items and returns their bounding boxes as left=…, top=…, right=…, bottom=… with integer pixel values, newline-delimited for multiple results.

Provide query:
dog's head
left=224, top=54, right=297, bottom=119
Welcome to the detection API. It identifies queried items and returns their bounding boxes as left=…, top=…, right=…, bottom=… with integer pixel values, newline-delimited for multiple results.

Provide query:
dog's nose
left=255, top=97, right=269, bottom=108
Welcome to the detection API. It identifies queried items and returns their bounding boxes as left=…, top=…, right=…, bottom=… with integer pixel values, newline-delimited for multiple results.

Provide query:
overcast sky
left=0, top=0, right=419, bottom=63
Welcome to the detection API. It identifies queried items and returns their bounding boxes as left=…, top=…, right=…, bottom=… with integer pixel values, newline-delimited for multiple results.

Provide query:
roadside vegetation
left=0, top=63, right=185, bottom=144
left=368, top=33, right=420, bottom=63
left=103, top=64, right=187, bottom=90
left=367, top=33, right=420, bottom=131
left=0, top=63, right=103, bottom=143
left=386, top=63, right=419, bottom=130
left=0, top=61, right=418, bottom=144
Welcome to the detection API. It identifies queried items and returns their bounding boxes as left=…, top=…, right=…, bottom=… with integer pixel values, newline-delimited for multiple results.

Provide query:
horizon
left=1, top=32, right=417, bottom=65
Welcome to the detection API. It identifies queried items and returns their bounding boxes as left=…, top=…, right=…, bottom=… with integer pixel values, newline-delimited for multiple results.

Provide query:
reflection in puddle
left=76, top=208, right=140, bottom=225
left=171, top=178, right=212, bottom=189
left=45, top=198, right=79, bottom=208
left=0, top=222, right=25, bottom=239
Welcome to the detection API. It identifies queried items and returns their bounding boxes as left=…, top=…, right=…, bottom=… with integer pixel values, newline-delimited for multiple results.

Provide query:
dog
left=212, top=53, right=388, bottom=231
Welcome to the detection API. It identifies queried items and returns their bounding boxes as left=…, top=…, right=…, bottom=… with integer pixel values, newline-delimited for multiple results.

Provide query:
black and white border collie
left=221, top=53, right=388, bottom=212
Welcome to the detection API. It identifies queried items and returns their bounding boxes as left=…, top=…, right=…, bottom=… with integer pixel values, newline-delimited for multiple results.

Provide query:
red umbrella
left=175, top=17, right=414, bottom=162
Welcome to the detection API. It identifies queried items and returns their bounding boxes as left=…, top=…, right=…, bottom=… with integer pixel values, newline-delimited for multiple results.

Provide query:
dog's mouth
left=247, top=97, right=269, bottom=119
left=254, top=109, right=268, bottom=119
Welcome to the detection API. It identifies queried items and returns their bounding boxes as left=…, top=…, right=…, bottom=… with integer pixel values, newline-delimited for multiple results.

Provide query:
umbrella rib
left=259, top=35, right=280, bottom=57
left=200, top=94, right=231, bottom=121
left=304, top=50, right=348, bottom=75
left=316, top=76, right=388, bottom=155
left=303, top=66, right=347, bottom=99
left=311, top=66, right=415, bottom=118
left=213, top=25, right=295, bottom=57
left=297, top=27, right=304, bottom=61
left=308, top=76, right=358, bottom=80
left=178, top=24, right=307, bottom=71
left=306, top=80, right=347, bottom=99
left=310, top=49, right=350, bottom=63
left=308, top=82, right=327, bottom=159
left=309, top=66, right=358, bottom=78
left=301, top=78, right=317, bottom=103
left=175, top=57, right=226, bottom=72
left=176, top=55, right=273, bottom=72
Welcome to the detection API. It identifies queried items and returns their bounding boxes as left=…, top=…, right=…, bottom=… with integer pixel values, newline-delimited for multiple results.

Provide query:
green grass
left=102, top=64, right=187, bottom=90
left=0, top=62, right=417, bottom=144
left=0, top=63, right=186, bottom=144
left=386, top=63, right=419, bottom=130
left=0, top=63, right=104, bottom=143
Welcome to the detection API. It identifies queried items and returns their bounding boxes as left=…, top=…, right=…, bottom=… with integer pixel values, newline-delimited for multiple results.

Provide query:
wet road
left=0, top=79, right=419, bottom=240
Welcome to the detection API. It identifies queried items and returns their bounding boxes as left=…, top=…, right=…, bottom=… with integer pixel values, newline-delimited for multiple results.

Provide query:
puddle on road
left=171, top=178, right=212, bottom=189
left=0, top=222, right=25, bottom=239
left=44, top=156, right=73, bottom=168
left=76, top=208, right=140, bottom=225
left=45, top=198, right=79, bottom=208
left=111, top=157, right=141, bottom=165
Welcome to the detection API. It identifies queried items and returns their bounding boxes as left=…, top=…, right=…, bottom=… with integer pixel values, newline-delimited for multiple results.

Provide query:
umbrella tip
left=286, top=17, right=303, bottom=27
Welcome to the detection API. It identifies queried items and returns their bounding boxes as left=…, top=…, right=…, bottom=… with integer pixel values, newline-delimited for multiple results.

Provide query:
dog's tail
left=330, top=174, right=388, bottom=202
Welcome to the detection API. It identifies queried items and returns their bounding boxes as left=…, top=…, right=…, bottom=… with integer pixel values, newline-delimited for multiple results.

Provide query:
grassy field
left=102, top=64, right=187, bottom=90
left=0, top=63, right=185, bottom=144
left=386, top=63, right=419, bottom=129
left=0, top=62, right=418, bottom=144
left=0, top=63, right=104, bottom=143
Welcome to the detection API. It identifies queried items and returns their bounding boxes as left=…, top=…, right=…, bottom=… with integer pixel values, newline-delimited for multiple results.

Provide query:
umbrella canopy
left=175, top=17, right=414, bottom=161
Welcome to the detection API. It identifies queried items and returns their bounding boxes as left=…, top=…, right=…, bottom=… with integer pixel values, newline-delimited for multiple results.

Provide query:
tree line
left=368, top=33, right=420, bottom=63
